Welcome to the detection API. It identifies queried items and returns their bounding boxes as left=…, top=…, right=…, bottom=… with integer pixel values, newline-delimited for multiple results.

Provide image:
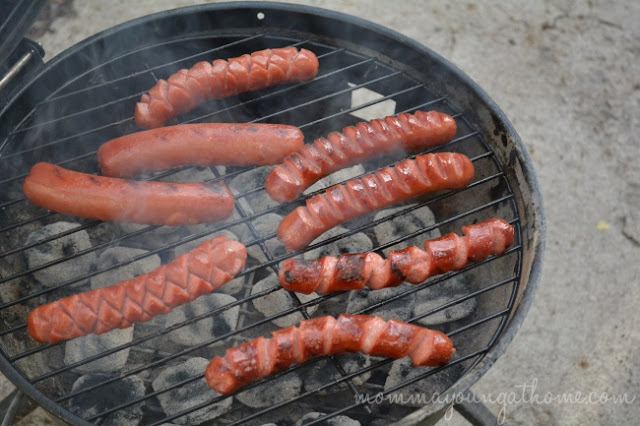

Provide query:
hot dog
left=28, top=235, right=247, bottom=344
left=135, top=47, right=319, bottom=129
left=205, top=314, right=454, bottom=394
left=98, top=123, right=305, bottom=178
left=279, top=218, right=514, bottom=294
left=23, top=162, right=234, bottom=226
left=277, top=152, right=475, bottom=252
left=265, top=110, right=457, bottom=202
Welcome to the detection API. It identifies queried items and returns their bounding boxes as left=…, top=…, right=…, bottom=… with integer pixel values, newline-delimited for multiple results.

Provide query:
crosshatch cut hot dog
left=27, top=236, right=247, bottom=344
left=134, top=47, right=319, bottom=129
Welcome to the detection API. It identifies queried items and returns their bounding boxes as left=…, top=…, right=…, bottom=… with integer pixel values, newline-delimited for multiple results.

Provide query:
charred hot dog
left=279, top=218, right=515, bottom=294
left=205, top=314, right=454, bottom=394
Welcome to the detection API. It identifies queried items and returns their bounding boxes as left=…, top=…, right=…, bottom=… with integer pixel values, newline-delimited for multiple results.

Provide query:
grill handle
left=0, top=389, right=38, bottom=426
left=0, top=0, right=46, bottom=104
left=0, top=38, right=44, bottom=105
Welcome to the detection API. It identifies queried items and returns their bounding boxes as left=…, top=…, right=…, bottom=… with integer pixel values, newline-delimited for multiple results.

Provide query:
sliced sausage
left=205, top=314, right=454, bottom=394
left=277, top=152, right=475, bottom=251
left=266, top=110, right=457, bottom=202
left=279, top=218, right=515, bottom=294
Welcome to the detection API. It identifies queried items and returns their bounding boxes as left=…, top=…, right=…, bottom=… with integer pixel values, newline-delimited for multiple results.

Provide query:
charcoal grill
left=0, top=2, right=545, bottom=425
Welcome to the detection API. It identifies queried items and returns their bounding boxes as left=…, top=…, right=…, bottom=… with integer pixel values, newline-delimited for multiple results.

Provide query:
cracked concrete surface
left=2, top=0, right=639, bottom=425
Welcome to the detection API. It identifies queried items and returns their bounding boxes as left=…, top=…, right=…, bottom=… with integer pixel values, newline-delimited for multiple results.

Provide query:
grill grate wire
left=0, top=30, right=523, bottom=425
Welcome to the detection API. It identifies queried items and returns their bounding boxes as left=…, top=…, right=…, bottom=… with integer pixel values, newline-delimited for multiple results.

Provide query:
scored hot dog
left=205, top=314, right=454, bottom=394
left=28, top=235, right=247, bottom=344
left=98, top=123, right=305, bottom=178
left=23, top=162, right=234, bottom=226
left=279, top=218, right=515, bottom=294
left=265, top=110, right=457, bottom=202
left=277, top=152, right=475, bottom=252
left=135, top=47, right=319, bottom=129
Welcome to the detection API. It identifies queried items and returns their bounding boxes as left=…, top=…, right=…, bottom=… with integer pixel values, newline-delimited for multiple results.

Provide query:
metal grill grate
left=0, top=7, right=537, bottom=424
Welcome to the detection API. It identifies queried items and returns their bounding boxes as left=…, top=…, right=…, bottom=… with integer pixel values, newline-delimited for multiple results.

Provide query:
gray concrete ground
left=2, top=0, right=639, bottom=425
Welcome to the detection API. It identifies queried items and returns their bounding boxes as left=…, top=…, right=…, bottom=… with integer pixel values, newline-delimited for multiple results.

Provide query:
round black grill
left=0, top=3, right=544, bottom=425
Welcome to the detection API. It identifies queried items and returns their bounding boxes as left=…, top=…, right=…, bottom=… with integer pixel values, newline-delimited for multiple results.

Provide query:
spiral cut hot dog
left=279, top=218, right=514, bottom=294
left=135, top=47, right=319, bottom=129
left=266, top=110, right=457, bottom=202
left=28, top=236, right=247, bottom=343
left=205, top=314, right=454, bottom=394
left=277, top=152, right=475, bottom=251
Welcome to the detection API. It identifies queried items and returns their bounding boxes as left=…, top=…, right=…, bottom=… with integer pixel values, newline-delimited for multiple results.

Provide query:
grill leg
left=1, top=389, right=24, bottom=426
left=0, top=389, right=38, bottom=426
left=454, top=390, right=500, bottom=426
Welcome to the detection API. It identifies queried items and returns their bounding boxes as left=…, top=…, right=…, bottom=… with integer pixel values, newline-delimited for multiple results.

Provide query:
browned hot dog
left=98, top=123, right=304, bottom=178
left=277, top=152, right=475, bottom=252
left=279, top=218, right=515, bottom=294
left=265, top=110, right=457, bottom=202
left=23, top=162, right=234, bottom=226
left=28, top=236, right=247, bottom=343
left=205, top=314, right=454, bottom=394
left=135, top=47, right=319, bottom=129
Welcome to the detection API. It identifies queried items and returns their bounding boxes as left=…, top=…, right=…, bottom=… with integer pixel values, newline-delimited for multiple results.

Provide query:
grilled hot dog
left=135, top=47, right=319, bottom=129
left=277, top=152, right=474, bottom=252
left=279, top=218, right=515, bottom=294
left=205, top=314, right=454, bottom=394
left=98, top=123, right=305, bottom=178
left=28, top=235, right=247, bottom=343
left=23, top=162, right=234, bottom=226
left=265, top=110, right=457, bottom=202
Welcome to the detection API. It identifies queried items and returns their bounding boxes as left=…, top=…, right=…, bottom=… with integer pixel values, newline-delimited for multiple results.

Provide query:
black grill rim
left=0, top=2, right=546, bottom=425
